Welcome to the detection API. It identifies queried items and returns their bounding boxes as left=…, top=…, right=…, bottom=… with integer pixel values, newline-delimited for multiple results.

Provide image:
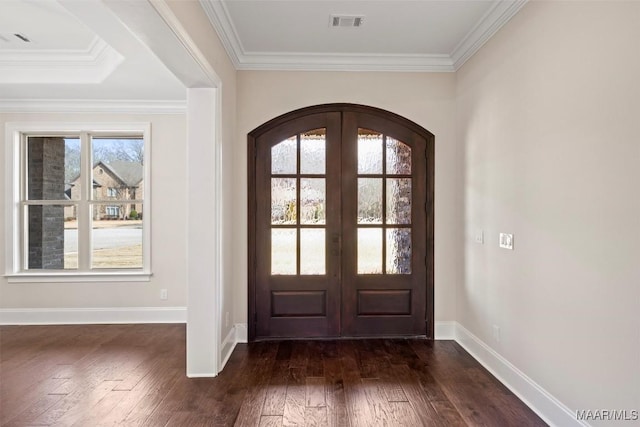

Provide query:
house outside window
left=105, top=206, right=120, bottom=217
left=4, top=123, right=151, bottom=282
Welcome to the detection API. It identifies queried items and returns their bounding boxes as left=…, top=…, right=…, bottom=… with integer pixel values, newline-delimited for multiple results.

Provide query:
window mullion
left=78, top=132, right=92, bottom=271
left=19, top=135, right=27, bottom=271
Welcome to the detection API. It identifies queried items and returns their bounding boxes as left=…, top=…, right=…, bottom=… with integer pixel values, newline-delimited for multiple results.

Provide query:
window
left=4, top=123, right=151, bottom=282
left=105, top=206, right=120, bottom=217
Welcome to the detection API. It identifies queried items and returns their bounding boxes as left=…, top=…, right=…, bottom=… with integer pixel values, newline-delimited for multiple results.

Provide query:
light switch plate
left=474, top=229, right=484, bottom=244
left=499, top=233, right=514, bottom=250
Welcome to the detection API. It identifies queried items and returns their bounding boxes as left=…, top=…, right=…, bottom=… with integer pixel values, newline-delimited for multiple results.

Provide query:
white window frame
left=107, top=187, right=118, bottom=197
left=4, top=122, right=151, bottom=283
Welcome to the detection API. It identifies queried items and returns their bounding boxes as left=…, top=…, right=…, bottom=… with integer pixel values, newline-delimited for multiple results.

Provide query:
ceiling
left=0, top=0, right=186, bottom=105
left=0, top=0, right=527, bottom=108
left=201, top=0, right=527, bottom=71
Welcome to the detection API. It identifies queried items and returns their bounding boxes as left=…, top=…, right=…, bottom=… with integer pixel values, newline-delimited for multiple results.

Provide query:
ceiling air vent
left=14, top=33, right=31, bottom=43
left=0, top=33, right=32, bottom=43
left=330, top=15, right=365, bottom=28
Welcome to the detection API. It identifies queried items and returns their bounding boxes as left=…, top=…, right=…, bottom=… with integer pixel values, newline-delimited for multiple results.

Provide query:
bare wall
left=456, top=1, right=640, bottom=421
left=235, top=71, right=461, bottom=326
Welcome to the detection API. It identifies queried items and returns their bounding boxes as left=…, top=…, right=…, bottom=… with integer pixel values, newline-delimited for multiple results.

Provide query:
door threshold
left=252, top=335, right=430, bottom=342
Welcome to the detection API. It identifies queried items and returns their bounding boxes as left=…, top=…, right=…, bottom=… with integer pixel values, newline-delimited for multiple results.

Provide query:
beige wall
left=0, top=112, right=187, bottom=308
left=456, top=1, right=640, bottom=421
left=235, top=71, right=461, bottom=324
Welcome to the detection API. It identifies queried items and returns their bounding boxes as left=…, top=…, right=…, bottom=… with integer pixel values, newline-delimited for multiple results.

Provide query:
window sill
left=4, top=272, right=152, bottom=283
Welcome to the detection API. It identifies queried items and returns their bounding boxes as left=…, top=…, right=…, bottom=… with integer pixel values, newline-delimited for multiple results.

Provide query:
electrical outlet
left=474, top=229, right=484, bottom=244
left=492, top=325, right=501, bottom=342
left=499, top=233, right=514, bottom=250
left=160, top=289, right=168, bottom=300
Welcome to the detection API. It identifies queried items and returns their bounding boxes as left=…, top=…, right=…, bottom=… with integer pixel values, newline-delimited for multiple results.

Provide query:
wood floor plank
left=0, top=326, right=547, bottom=427
left=259, top=415, right=284, bottom=427
left=2, top=393, right=66, bottom=427
left=323, top=355, right=349, bottom=427
left=341, top=342, right=372, bottom=427
left=389, top=401, right=423, bottom=426
left=429, top=399, right=468, bottom=427
left=359, top=378, right=394, bottom=426
left=388, top=363, right=444, bottom=426
left=0, top=376, right=68, bottom=423
left=304, top=406, right=328, bottom=426
left=234, top=347, right=277, bottom=427
left=33, top=379, right=121, bottom=426
left=261, top=360, right=290, bottom=416
left=305, top=377, right=326, bottom=408
left=282, top=367, right=307, bottom=426
left=121, top=366, right=183, bottom=425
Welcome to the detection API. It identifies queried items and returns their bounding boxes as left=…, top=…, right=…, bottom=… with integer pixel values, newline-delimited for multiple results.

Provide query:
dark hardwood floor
left=0, top=324, right=546, bottom=426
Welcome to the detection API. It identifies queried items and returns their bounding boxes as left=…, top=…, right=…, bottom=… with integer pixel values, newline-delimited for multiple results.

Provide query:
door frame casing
left=247, top=103, right=435, bottom=341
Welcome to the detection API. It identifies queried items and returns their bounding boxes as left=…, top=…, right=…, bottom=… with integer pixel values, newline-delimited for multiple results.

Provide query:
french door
left=248, top=105, right=434, bottom=340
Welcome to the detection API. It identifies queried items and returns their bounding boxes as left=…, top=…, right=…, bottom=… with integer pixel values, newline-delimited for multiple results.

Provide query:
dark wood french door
left=248, top=105, right=434, bottom=340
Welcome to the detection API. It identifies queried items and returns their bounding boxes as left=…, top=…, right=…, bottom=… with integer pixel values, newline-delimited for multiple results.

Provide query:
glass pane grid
left=356, top=129, right=412, bottom=276
left=270, top=130, right=327, bottom=276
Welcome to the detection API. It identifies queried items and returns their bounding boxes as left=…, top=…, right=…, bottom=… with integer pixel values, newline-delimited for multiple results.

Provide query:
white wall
left=235, top=71, right=461, bottom=326
left=165, top=0, right=237, bottom=343
left=457, top=1, right=640, bottom=423
left=0, top=112, right=187, bottom=310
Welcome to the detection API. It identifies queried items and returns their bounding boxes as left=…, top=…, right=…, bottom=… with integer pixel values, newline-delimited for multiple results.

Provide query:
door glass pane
left=272, top=178, right=297, bottom=224
left=272, top=136, right=297, bottom=174
left=386, top=228, right=412, bottom=274
left=27, top=137, right=80, bottom=201
left=91, top=219, right=143, bottom=269
left=386, top=138, right=412, bottom=175
left=300, top=129, right=326, bottom=174
left=301, top=178, right=325, bottom=224
left=357, top=129, right=382, bottom=174
left=358, top=228, right=382, bottom=274
left=300, top=229, right=325, bottom=274
left=386, top=178, right=412, bottom=224
left=358, top=178, right=382, bottom=224
left=272, top=229, right=297, bottom=275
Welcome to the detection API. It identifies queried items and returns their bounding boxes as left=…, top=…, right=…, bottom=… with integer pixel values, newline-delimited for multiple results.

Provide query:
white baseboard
left=186, top=372, right=218, bottom=378
left=434, top=320, right=457, bottom=339
left=0, top=307, right=187, bottom=325
left=220, top=325, right=237, bottom=371
left=454, top=322, right=587, bottom=427
left=235, top=322, right=248, bottom=343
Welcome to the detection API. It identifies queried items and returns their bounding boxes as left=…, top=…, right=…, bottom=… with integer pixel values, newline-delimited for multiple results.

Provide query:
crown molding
left=0, top=99, right=187, bottom=114
left=0, top=36, right=124, bottom=84
left=236, top=52, right=455, bottom=72
left=200, top=0, right=527, bottom=72
left=451, top=0, right=528, bottom=70
left=199, top=0, right=242, bottom=69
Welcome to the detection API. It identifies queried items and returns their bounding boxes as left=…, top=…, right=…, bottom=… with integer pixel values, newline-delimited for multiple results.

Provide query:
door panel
left=250, top=105, right=433, bottom=340
left=254, top=112, right=341, bottom=338
left=341, top=112, right=427, bottom=336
